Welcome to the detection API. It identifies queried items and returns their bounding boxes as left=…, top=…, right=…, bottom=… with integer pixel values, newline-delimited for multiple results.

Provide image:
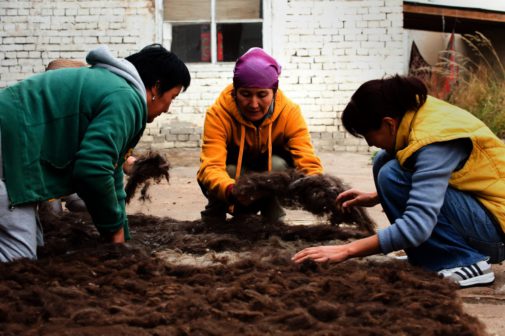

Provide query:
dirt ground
left=127, top=149, right=505, bottom=336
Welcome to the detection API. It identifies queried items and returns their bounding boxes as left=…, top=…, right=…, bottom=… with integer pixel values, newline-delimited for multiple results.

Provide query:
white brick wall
left=0, top=0, right=155, bottom=85
left=0, top=0, right=406, bottom=153
left=281, top=0, right=405, bottom=152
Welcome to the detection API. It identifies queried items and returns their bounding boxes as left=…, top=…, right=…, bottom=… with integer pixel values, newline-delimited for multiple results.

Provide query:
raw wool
left=36, top=209, right=369, bottom=258
left=35, top=205, right=99, bottom=258
left=170, top=214, right=370, bottom=255
left=124, top=152, right=170, bottom=203
left=0, top=211, right=485, bottom=335
left=233, top=170, right=376, bottom=234
left=233, top=169, right=305, bottom=205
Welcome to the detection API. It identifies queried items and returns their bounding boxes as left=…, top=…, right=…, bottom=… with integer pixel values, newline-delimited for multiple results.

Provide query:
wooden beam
left=404, top=3, right=505, bottom=23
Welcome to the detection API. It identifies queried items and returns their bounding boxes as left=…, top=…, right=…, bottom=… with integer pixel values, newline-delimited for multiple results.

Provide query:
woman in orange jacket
left=197, top=48, right=323, bottom=223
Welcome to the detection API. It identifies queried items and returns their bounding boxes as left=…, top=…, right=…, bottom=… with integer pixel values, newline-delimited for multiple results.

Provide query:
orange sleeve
left=283, top=104, right=324, bottom=175
left=197, top=106, right=236, bottom=201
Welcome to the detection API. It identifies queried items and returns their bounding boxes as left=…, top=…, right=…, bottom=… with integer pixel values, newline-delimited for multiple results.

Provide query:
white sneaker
left=438, top=260, right=495, bottom=288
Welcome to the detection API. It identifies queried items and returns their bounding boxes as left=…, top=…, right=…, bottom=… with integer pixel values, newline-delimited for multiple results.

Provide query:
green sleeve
left=73, top=89, right=145, bottom=236
left=113, top=165, right=131, bottom=240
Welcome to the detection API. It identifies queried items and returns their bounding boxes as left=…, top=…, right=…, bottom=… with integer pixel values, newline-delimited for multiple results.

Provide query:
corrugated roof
left=405, top=0, right=505, bottom=13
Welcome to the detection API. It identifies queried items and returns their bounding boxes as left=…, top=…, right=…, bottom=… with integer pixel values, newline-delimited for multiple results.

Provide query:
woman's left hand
left=291, top=245, right=351, bottom=264
left=292, top=235, right=381, bottom=264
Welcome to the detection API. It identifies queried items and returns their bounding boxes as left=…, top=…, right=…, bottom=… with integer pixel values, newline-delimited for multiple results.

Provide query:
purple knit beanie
left=233, top=48, right=282, bottom=91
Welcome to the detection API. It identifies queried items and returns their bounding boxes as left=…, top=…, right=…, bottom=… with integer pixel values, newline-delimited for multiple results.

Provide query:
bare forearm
left=347, top=234, right=381, bottom=258
left=292, top=234, right=381, bottom=264
left=337, top=189, right=380, bottom=208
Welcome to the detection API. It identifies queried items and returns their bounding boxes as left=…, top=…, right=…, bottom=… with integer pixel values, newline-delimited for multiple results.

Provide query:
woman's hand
left=110, top=227, right=125, bottom=243
left=122, top=156, right=137, bottom=175
left=292, top=245, right=352, bottom=264
left=229, top=185, right=266, bottom=207
left=292, top=235, right=381, bottom=264
left=337, top=188, right=379, bottom=208
left=102, top=227, right=125, bottom=243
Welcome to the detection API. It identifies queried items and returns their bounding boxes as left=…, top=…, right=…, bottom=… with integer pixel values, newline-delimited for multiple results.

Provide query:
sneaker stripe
left=439, top=262, right=495, bottom=287
left=461, top=267, right=474, bottom=278
left=455, top=270, right=468, bottom=280
left=472, top=263, right=483, bottom=276
left=466, top=265, right=478, bottom=277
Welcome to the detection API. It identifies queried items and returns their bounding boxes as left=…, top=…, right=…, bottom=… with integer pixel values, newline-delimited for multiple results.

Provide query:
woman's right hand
left=101, top=227, right=125, bottom=244
left=336, top=189, right=379, bottom=208
left=122, top=156, right=137, bottom=175
left=229, top=184, right=266, bottom=206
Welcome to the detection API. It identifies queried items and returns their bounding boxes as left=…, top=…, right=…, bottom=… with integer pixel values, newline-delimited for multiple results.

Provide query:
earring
left=151, top=96, right=156, bottom=101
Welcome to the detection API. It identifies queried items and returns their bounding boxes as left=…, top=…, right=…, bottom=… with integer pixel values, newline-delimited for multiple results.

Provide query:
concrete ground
left=127, top=149, right=505, bottom=336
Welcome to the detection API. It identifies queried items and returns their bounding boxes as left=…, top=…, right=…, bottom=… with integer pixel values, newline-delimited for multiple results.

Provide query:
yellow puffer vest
left=395, top=96, right=505, bottom=232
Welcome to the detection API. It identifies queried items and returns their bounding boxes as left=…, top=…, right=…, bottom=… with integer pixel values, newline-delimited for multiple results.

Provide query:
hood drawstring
left=266, top=96, right=275, bottom=172
left=267, top=123, right=272, bottom=171
left=235, top=124, right=246, bottom=180
left=234, top=122, right=273, bottom=180
left=233, top=96, right=276, bottom=180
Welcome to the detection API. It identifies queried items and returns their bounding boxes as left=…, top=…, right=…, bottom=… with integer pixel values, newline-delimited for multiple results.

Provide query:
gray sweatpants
left=0, top=129, right=43, bottom=262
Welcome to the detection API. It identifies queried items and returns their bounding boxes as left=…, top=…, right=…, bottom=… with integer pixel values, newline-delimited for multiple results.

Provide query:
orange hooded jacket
left=197, top=84, right=323, bottom=201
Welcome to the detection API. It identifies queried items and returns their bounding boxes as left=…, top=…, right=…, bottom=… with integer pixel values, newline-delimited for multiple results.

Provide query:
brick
left=65, top=8, right=78, bottom=15
left=153, top=135, right=166, bottom=143
left=140, top=135, right=154, bottom=142
left=151, top=142, right=174, bottom=150
left=163, top=134, right=178, bottom=141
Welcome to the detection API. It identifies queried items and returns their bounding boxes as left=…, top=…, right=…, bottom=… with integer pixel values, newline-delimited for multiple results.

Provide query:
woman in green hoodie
left=0, top=44, right=190, bottom=262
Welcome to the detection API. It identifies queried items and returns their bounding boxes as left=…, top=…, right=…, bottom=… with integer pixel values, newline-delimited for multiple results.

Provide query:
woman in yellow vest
left=293, top=75, right=505, bottom=288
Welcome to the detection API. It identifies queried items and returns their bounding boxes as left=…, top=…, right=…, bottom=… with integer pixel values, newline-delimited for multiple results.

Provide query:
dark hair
left=342, top=75, right=427, bottom=137
left=126, top=44, right=191, bottom=94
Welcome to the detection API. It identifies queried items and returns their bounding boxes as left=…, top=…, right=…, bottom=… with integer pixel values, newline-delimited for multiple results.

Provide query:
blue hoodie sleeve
left=378, top=139, right=471, bottom=254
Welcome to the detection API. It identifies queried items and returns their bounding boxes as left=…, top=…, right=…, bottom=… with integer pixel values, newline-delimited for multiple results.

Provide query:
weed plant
left=414, top=32, right=505, bottom=138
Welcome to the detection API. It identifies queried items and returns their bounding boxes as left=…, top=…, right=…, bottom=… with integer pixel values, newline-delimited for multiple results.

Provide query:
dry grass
left=415, top=32, right=505, bottom=138
left=450, top=64, right=505, bottom=138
